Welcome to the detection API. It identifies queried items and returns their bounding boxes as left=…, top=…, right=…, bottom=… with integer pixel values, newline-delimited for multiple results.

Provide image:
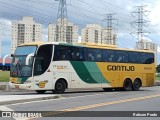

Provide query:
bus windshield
left=10, top=46, right=37, bottom=77
left=15, top=46, right=37, bottom=55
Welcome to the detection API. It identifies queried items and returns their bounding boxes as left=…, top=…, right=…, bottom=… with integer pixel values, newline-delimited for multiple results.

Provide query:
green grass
left=156, top=73, right=160, bottom=80
left=0, top=71, right=10, bottom=82
left=156, top=76, right=160, bottom=80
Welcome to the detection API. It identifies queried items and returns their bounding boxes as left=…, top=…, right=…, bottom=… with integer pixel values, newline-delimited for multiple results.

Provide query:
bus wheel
left=132, top=79, right=141, bottom=91
left=53, top=80, right=66, bottom=94
left=35, top=90, right=46, bottom=94
left=123, top=79, right=132, bottom=91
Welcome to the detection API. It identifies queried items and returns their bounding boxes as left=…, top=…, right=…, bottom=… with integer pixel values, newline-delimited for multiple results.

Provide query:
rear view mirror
left=3, top=54, right=11, bottom=65
left=26, top=53, right=35, bottom=65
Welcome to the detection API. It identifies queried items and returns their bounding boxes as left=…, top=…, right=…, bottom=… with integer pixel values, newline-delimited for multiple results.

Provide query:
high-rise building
left=102, top=28, right=117, bottom=45
left=11, top=16, right=42, bottom=53
left=81, top=24, right=117, bottom=45
left=81, top=24, right=102, bottom=43
left=136, top=40, right=158, bottom=64
left=48, top=18, right=78, bottom=43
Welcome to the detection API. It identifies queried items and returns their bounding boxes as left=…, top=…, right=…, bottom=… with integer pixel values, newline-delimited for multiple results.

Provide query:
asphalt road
left=0, top=86, right=160, bottom=120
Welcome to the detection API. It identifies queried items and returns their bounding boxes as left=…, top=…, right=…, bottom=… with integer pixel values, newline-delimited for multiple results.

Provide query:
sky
left=0, top=0, right=160, bottom=64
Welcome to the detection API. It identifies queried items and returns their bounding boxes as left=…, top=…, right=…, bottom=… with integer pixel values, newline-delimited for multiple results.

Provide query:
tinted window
left=101, top=50, right=107, bottom=62
left=53, top=45, right=154, bottom=64
left=116, top=51, right=128, bottom=63
left=96, top=49, right=101, bottom=62
left=34, top=45, right=53, bottom=76
left=106, top=50, right=116, bottom=62
left=53, top=46, right=69, bottom=61
left=86, top=48, right=95, bottom=61
left=129, top=52, right=154, bottom=64
left=101, top=49, right=116, bottom=62
left=129, top=52, right=141, bottom=63
left=53, top=45, right=85, bottom=61
left=84, top=48, right=102, bottom=62
left=69, top=47, right=85, bottom=61
left=141, top=53, right=154, bottom=64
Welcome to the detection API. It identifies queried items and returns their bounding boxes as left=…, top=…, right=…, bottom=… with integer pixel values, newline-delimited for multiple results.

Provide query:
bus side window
left=141, top=53, right=148, bottom=64
left=87, top=48, right=95, bottom=61
left=89, top=48, right=101, bottom=62
left=79, top=47, right=85, bottom=61
left=54, top=46, right=69, bottom=61
left=129, top=52, right=141, bottom=64
left=116, top=51, right=128, bottom=63
left=148, top=53, right=154, bottom=64
left=143, top=53, right=154, bottom=64
left=86, top=48, right=102, bottom=62
left=96, top=49, right=101, bottom=62
left=68, top=47, right=84, bottom=61
left=107, top=50, right=115, bottom=62
left=101, top=50, right=107, bottom=62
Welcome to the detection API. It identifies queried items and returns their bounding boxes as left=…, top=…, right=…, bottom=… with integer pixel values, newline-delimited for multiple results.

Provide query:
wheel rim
left=56, top=83, right=63, bottom=90
left=134, top=80, right=140, bottom=88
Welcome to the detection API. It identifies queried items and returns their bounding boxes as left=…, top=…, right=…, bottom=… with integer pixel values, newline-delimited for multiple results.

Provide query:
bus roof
left=18, top=42, right=44, bottom=46
left=18, top=42, right=154, bottom=53
left=19, top=42, right=68, bottom=46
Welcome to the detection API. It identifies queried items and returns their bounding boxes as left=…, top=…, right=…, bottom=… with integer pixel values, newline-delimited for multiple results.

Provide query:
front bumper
left=9, top=82, right=34, bottom=90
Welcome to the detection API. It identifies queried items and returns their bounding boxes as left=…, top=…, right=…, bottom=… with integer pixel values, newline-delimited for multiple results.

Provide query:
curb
left=0, top=95, right=62, bottom=106
left=0, top=82, right=9, bottom=91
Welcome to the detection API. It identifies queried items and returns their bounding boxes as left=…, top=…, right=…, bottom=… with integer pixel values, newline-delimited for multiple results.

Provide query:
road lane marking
left=0, top=106, right=14, bottom=111
left=6, top=92, right=119, bottom=107
left=62, top=94, right=160, bottom=111
left=41, top=93, right=160, bottom=117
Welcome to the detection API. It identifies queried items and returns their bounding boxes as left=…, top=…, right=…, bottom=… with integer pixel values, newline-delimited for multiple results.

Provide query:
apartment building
left=102, top=28, right=117, bottom=45
left=81, top=24, right=102, bottom=43
left=11, top=16, right=42, bottom=53
left=48, top=18, right=78, bottom=43
left=81, top=24, right=117, bottom=45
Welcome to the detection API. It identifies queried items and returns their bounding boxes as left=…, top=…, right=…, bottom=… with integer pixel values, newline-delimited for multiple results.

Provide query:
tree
left=156, top=64, right=160, bottom=73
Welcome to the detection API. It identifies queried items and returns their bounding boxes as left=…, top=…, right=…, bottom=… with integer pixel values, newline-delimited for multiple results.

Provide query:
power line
left=55, top=0, right=68, bottom=42
left=131, top=5, right=150, bottom=42
left=102, top=13, right=118, bottom=45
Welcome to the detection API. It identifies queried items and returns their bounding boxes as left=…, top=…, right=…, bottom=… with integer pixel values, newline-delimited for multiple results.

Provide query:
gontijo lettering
left=107, top=65, right=135, bottom=71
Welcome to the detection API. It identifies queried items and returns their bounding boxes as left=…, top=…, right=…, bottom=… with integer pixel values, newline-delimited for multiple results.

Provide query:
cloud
left=149, top=2, right=160, bottom=25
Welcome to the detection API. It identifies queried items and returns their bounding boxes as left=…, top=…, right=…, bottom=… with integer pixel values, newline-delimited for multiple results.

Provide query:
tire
left=35, top=90, right=46, bottom=94
left=132, top=79, right=141, bottom=91
left=53, top=80, right=66, bottom=94
left=123, top=79, right=132, bottom=91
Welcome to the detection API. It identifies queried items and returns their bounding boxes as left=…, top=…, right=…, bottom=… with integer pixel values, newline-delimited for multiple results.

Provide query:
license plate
left=15, top=85, right=19, bottom=88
